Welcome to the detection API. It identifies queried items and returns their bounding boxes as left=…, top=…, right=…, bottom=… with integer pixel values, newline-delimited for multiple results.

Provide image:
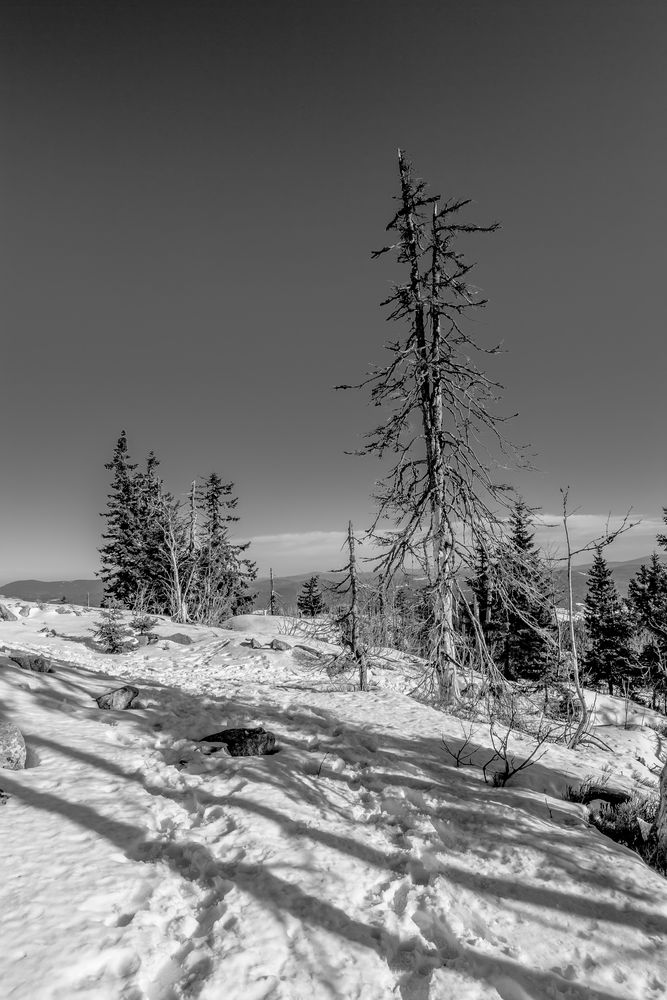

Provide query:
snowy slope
left=0, top=601, right=666, bottom=1000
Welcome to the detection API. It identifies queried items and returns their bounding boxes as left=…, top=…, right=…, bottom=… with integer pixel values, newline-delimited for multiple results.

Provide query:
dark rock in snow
left=164, top=633, right=193, bottom=645
left=200, top=726, right=276, bottom=757
left=9, top=653, right=54, bottom=673
left=18, top=605, right=31, bottom=617
left=0, top=721, right=27, bottom=770
left=0, top=603, right=18, bottom=622
left=249, top=638, right=263, bottom=649
left=95, top=685, right=139, bottom=710
left=55, top=605, right=72, bottom=615
left=269, top=639, right=291, bottom=651
left=136, top=635, right=149, bottom=647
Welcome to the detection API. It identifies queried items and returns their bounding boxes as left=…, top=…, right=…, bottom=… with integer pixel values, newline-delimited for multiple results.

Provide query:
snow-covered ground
left=0, top=600, right=666, bottom=1000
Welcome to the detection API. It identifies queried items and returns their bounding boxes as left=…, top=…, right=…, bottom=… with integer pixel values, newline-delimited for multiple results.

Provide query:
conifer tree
left=500, top=500, right=554, bottom=681
left=584, top=548, right=635, bottom=695
left=628, top=554, right=667, bottom=637
left=99, top=431, right=142, bottom=606
left=628, top=553, right=667, bottom=706
left=193, top=473, right=256, bottom=619
left=93, top=605, right=126, bottom=653
left=297, top=576, right=327, bottom=618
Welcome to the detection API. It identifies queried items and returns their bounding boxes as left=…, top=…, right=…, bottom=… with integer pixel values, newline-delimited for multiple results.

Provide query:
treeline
left=326, top=501, right=667, bottom=712
left=99, top=431, right=256, bottom=623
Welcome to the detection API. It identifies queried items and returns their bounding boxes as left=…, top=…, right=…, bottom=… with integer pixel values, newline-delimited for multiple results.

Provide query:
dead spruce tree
left=339, top=151, right=515, bottom=704
left=329, top=521, right=369, bottom=691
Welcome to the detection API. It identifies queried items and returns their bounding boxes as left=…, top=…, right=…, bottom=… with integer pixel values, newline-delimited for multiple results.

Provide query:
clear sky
left=1, top=0, right=666, bottom=581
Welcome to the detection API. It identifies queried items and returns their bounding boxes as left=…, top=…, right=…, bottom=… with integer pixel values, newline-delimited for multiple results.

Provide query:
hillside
left=1, top=600, right=666, bottom=998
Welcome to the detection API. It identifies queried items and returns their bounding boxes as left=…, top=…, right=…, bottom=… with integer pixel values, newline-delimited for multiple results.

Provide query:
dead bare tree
left=329, top=521, right=370, bottom=691
left=338, top=151, right=518, bottom=704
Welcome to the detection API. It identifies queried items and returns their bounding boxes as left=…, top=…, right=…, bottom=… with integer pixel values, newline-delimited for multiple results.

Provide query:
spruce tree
left=99, top=431, right=142, bottom=607
left=194, top=473, right=257, bottom=619
left=297, top=576, right=327, bottom=618
left=628, top=553, right=667, bottom=706
left=584, top=548, right=635, bottom=695
left=628, top=554, right=667, bottom=636
left=93, top=605, right=126, bottom=653
left=500, top=500, right=554, bottom=681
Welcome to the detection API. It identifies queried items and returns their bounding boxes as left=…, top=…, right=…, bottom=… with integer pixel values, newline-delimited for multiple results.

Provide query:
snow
left=0, top=599, right=666, bottom=999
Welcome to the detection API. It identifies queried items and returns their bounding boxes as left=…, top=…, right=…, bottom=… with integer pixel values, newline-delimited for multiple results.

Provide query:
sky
left=1, top=0, right=667, bottom=581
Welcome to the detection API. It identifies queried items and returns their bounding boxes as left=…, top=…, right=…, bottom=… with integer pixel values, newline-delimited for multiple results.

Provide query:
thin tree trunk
left=563, top=504, right=589, bottom=748
left=348, top=521, right=369, bottom=691
left=269, top=567, right=277, bottom=615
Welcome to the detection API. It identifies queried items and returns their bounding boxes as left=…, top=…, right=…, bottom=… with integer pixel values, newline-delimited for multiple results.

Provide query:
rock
left=0, top=603, right=18, bottom=622
left=0, top=721, right=27, bottom=770
left=136, top=634, right=149, bottom=647
left=147, top=634, right=159, bottom=645
left=9, top=654, right=54, bottom=674
left=95, top=685, right=139, bottom=710
left=18, top=605, right=31, bottom=617
left=55, top=605, right=72, bottom=615
left=164, top=633, right=193, bottom=645
left=199, top=726, right=276, bottom=757
left=249, top=638, right=263, bottom=649
left=269, top=639, right=291, bottom=651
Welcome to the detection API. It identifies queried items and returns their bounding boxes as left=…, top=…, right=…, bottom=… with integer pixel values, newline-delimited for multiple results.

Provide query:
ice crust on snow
left=0, top=598, right=666, bottom=1000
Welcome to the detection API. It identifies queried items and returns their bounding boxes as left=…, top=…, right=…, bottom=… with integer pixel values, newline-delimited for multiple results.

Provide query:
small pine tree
left=297, top=576, right=327, bottom=618
left=129, top=611, right=158, bottom=635
left=93, top=605, right=126, bottom=653
left=584, top=548, right=636, bottom=695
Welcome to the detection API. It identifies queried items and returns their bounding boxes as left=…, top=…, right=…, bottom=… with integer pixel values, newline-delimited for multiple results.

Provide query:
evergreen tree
left=584, top=548, right=635, bottom=695
left=466, top=542, right=504, bottom=656
left=193, top=473, right=257, bottom=619
left=93, top=605, right=126, bottom=653
left=98, top=431, right=142, bottom=606
left=628, top=553, right=667, bottom=636
left=500, top=499, right=554, bottom=681
left=297, top=576, right=327, bottom=617
left=628, top=553, right=667, bottom=706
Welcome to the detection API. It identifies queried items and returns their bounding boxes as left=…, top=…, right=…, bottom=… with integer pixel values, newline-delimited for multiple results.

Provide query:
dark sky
left=1, top=0, right=666, bottom=580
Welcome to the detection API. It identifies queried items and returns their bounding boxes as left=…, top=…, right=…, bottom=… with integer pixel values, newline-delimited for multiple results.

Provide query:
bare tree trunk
left=269, top=567, right=277, bottom=615
left=563, top=497, right=590, bottom=748
left=348, top=521, right=369, bottom=691
left=189, top=480, right=197, bottom=551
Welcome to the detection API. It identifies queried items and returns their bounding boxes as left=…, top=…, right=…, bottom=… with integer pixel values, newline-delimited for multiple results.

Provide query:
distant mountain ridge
left=0, top=579, right=104, bottom=607
left=2, top=555, right=664, bottom=613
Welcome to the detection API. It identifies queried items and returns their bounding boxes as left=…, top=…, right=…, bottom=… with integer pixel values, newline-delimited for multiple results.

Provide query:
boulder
left=9, top=654, right=54, bottom=674
left=269, top=639, right=291, bottom=651
left=18, top=605, right=31, bottom=618
left=249, top=638, right=263, bottom=649
left=136, top=634, right=149, bottom=647
left=95, top=685, right=139, bottom=711
left=0, top=603, right=18, bottom=622
left=0, top=721, right=26, bottom=770
left=199, top=726, right=276, bottom=757
left=55, top=606, right=72, bottom=615
left=164, top=633, right=193, bottom=645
